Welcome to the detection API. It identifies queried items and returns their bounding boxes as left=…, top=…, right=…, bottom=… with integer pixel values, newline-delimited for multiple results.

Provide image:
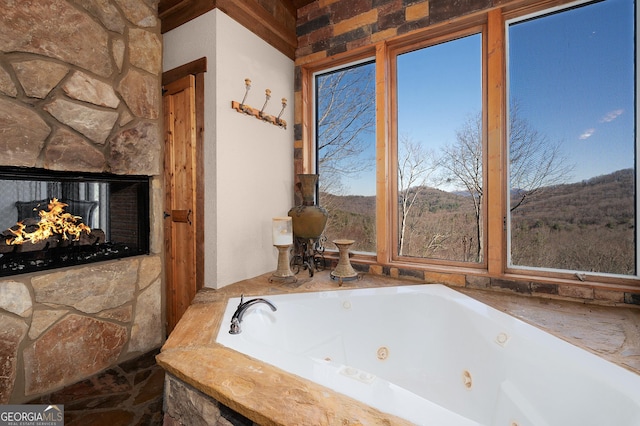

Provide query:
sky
left=397, top=34, right=482, bottom=154
left=507, top=0, right=634, bottom=183
left=320, top=0, right=635, bottom=196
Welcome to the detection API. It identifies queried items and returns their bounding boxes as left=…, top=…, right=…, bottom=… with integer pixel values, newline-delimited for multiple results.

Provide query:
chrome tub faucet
left=229, top=294, right=277, bottom=334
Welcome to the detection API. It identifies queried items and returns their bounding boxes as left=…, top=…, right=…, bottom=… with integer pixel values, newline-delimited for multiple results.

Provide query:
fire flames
left=6, top=198, right=91, bottom=245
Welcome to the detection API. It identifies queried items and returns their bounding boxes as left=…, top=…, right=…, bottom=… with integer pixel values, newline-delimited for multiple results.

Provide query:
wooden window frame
left=387, top=23, right=489, bottom=270
left=301, top=2, right=640, bottom=289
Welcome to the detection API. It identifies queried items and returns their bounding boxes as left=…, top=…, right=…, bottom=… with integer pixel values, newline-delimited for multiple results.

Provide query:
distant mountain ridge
left=322, top=168, right=634, bottom=227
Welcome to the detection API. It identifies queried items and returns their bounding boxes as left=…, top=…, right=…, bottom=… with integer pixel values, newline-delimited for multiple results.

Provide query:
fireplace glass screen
left=0, top=167, right=150, bottom=277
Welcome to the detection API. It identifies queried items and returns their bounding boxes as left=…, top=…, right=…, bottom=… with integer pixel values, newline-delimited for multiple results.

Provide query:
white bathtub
left=216, top=284, right=640, bottom=425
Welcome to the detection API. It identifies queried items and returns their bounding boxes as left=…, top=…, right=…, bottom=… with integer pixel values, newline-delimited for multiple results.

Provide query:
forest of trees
left=321, top=168, right=635, bottom=275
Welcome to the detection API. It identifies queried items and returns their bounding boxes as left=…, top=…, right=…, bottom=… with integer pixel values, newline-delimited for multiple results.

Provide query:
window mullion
left=486, top=8, right=507, bottom=275
left=376, top=42, right=392, bottom=264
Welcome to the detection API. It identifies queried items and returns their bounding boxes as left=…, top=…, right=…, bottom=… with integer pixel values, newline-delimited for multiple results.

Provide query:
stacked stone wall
left=0, top=0, right=161, bottom=174
left=0, top=0, right=164, bottom=404
left=294, top=0, right=498, bottom=165
left=163, top=374, right=257, bottom=426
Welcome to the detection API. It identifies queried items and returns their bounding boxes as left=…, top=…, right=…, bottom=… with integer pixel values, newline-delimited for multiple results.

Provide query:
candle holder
left=269, top=217, right=297, bottom=283
left=330, top=239, right=359, bottom=285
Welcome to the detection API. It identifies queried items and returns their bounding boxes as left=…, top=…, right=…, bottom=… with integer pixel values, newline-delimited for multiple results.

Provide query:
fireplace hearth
left=0, top=167, right=150, bottom=277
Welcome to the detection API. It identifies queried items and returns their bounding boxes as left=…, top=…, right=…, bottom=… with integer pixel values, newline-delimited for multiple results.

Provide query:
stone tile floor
left=28, top=348, right=164, bottom=426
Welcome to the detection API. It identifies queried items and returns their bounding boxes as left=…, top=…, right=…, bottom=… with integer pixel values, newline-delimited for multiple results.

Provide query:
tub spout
left=229, top=294, right=277, bottom=334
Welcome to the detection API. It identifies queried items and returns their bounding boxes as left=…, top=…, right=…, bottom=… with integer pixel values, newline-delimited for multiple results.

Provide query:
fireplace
left=0, top=167, right=150, bottom=277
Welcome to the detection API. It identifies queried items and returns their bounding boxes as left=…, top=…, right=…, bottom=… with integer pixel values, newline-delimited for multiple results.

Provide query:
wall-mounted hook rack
left=231, top=78, right=287, bottom=129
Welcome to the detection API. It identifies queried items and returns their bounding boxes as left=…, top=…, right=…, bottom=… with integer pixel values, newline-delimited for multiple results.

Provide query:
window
left=507, top=0, right=636, bottom=276
left=315, top=61, right=376, bottom=253
left=395, top=33, right=483, bottom=263
left=307, top=0, right=638, bottom=284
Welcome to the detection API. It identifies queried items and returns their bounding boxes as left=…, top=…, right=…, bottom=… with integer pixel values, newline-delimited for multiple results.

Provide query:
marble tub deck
left=157, top=271, right=640, bottom=425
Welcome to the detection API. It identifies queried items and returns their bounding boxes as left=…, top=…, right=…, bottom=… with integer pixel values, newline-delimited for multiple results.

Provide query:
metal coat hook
left=239, top=78, right=251, bottom=113
left=276, top=98, right=287, bottom=129
left=231, top=78, right=287, bottom=129
left=259, top=89, right=273, bottom=123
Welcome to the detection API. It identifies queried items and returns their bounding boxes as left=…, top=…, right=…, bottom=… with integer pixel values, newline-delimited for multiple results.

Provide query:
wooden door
left=163, top=74, right=198, bottom=333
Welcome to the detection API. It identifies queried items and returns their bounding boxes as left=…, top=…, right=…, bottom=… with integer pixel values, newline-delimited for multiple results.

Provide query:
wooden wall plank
left=159, top=0, right=297, bottom=60
left=160, top=0, right=216, bottom=33
left=217, top=0, right=296, bottom=59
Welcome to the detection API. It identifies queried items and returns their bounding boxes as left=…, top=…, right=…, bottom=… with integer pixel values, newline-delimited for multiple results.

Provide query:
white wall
left=163, top=10, right=294, bottom=288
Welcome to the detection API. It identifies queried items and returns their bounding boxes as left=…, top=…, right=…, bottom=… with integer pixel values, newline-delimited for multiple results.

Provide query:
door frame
left=162, top=57, right=207, bottom=330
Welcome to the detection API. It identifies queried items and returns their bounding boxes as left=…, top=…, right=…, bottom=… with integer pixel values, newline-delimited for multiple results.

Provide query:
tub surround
left=158, top=271, right=640, bottom=424
left=159, top=273, right=415, bottom=425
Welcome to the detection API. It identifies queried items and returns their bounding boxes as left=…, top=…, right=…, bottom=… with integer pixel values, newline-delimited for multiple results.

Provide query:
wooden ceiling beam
left=159, top=0, right=299, bottom=60
left=217, top=0, right=296, bottom=57
left=160, top=0, right=216, bottom=33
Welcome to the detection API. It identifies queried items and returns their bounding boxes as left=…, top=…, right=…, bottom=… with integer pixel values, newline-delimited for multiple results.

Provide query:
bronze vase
left=287, top=174, right=328, bottom=240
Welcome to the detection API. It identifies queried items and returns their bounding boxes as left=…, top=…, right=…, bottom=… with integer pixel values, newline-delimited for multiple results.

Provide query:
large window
left=315, top=61, right=376, bottom=253
left=507, top=0, right=636, bottom=276
left=309, top=0, right=638, bottom=284
left=396, top=33, right=483, bottom=263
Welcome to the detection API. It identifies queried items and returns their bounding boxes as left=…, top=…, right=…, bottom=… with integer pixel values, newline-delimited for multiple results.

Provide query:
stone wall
left=163, top=374, right=256, bottom=426
left=294, top=0, right=493, bottom=172
left=293, top=0, right=480, bottom=172
left=0, top=0, right=164, bottom=403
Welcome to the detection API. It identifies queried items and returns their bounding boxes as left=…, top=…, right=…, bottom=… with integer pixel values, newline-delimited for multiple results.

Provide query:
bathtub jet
left=229, top=294, right=277, bottom=334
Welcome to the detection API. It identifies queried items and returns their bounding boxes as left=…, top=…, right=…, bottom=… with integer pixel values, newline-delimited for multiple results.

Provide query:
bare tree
left=315, top=64, right=377, bottom=251
left=508, top=102, right=574, bottom=211
left=439, top=112, right=484, bottom=261
left=438, top=103, right=573, bottom=262
left=316, top=65, right=376, bottom=196
left=397, top=133, right=438, bottom=255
